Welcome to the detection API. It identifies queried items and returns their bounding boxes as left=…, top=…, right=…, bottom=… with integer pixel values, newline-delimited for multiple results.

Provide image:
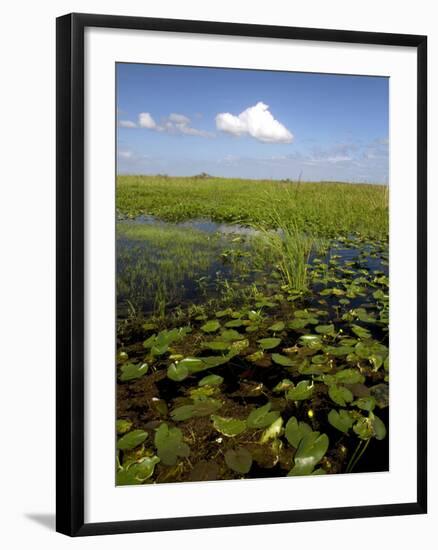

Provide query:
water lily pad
left=315, top=324, right=336, bottom=336
left=273, top=379, right=294, bottom=392
left=215, top=309, right=232, bottom=318
left=225, top=319, right=245, bottom=328
left=119, top=362, right=149, bottom=382
left=224, top=447, right=253, bottom=474
left=311, top=354, right=328, bottom=365
left=287, top=380, right=313, bottom=401
left=289, top=431, right=329, bottom=476
left=271, top=353, right=295, bottom=367
left=203, top=341, right=231, bottom=351
left=285, top=416, right=312, bottom=447
left=220, top=329, right=244, bottom=341
left=116, top=419, right=133, bottom=434
left=154, top=423, right=190, bottom=465
left=189, top=386, right=216, bottom=400
left=351, top=324, right=371, bottom=339
left=298, top=334, right=322, bottom=349
left=334, top=368, right=364, bottom=385
left=211, top=415, right=247, bottom=437
left=328, top=409, right=354, bottom=433
left=201, top=320, right=221, bottom=333
left=299, top=361, right=330, bottom=375
left=258, top=337, right=281, bottom=350
left=167, top=362, right=189, bottom=382
left=328, top=345, right=355, bottom=357
left=328, top=385, right=354, bottom=406
left=369, top=383, right=389, bottom=408
left=269, top=321, right=285, bottom=332
left=143, top=334, right=156, bottom=348
left=353, top=396, right=376, bottom=411
left=117, top=429, right=148, bottom=451
left=247, top=402, right=280, bottom=429
left=353, top=416, right=374, bottom=440
left=260, top=417, right=284, bottom=443
left=199, top=374, right=224, bottom=387
left=171, top=399, right=222, bottom=421
left=371, top=413, right=387, bottom=440
left=116, top=456, right=160, bottom=485
left=287, top=319, right=308, bottom=330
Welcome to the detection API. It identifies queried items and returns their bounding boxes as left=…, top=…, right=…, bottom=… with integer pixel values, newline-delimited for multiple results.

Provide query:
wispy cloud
left=216, top=102, right=293, bottom=143
left=119, top=111, right=213, bottom=137
left=118, top=150, right=134, bottom=159
left=119, top=119, right=137, bottom=128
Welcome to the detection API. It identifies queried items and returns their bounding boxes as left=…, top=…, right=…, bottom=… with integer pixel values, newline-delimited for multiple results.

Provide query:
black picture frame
left=56, top=12, right=427, bottom=537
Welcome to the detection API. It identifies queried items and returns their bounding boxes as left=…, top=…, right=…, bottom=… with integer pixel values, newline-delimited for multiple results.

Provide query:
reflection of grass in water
left=117, top=175, right=389, bottom=239
left=117, top=222, right=269, bottom=317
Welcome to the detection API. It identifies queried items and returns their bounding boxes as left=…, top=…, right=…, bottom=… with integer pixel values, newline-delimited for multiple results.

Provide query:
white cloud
left=119, top=120, right=137, bottom=128
left=168, top=113, right=191, bottom=125
left=138, top=112, right=157, bottom=129
left=118, top=150, right=133, bottom=159
left=135, top=111, right=212, bottom=137
left=215, top=102, right=293, bottom=143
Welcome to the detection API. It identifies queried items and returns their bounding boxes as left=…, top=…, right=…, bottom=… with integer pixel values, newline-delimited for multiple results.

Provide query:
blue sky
left=117, top=63, right=389, bottom=183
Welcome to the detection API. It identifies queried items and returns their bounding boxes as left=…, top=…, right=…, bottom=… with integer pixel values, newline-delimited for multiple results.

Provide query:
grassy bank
left=116, top=175, right=389, bottom=239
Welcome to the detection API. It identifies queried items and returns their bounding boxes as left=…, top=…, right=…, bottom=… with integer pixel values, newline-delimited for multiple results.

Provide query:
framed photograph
left=56, top=13, right=427, bottom=536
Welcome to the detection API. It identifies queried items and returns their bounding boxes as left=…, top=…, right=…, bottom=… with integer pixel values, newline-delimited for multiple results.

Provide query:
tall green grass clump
left=253, top=188, right=314, bottom=292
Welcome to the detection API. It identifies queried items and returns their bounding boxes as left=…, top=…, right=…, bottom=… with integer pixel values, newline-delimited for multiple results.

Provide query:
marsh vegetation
left=116, top=175, right=389, bottom=485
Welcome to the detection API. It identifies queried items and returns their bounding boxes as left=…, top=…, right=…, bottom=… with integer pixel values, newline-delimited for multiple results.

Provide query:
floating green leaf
left=247, top=403, right=280, bottom=429
left=353, top=396, right=376, bottom=412
left=170, top=399, right=222, bottom=421
left=289, top=432, right=329, bottom=476
left=167, top=362, right=189, bottom=382
left=353, top=416, right=374, bottom=440
left=199, top=374, right=224, bottom=387
left=288, top=318, right=309, bottom=330
left=369, top=383, right=389, bottom=408
left=328, top=409, right=354, bottom=433
left=117, top=429, right=148, bottom=451
left=315, top=324, right=336, bottom=336
left=211, top=415, right=247, bottom=437
left=328, top=384, right=354, bottom=406
left=224, top=447, right=253, bottom=474
left=116, top=419, right=133, bottom=434
left=298, top=334, right=322, bottom=349
left=334, top=368, right=364, bottom=385
left=260, top=417, right=284, bottom=443
left=225, top=319, right=245, bottom=328
left=351, top=324, right=371, bottom=339
left=285, top=417, right=312, bottom=447
left=287, top=380, right=313, bottom=401
left=116, top=456, right=160, bottom=485
left=273, top=378, right=294, bottom=392
left=268, top=321, right=285, bottom=332
left=257, top=337, right=281, bottom=350
left=119, top=362, right=149, bottom=382
left=154, top=423, right=190, bottom=465
left=271, top=353, right=295, bottom=367
left=371, top=413, right=387, bottom=440
left=201, top=320, right=221, bottom=333
left=220, top=329, right=244, bottom=341
left=203, top=341, right=231, bottom=351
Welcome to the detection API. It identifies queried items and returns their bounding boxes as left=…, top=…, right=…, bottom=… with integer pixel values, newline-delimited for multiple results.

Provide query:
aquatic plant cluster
left=115, top=176, right=389, bottom=485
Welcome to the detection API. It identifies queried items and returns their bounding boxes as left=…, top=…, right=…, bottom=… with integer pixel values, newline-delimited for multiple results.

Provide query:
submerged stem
left=346, top=438, right=371, bottom=473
